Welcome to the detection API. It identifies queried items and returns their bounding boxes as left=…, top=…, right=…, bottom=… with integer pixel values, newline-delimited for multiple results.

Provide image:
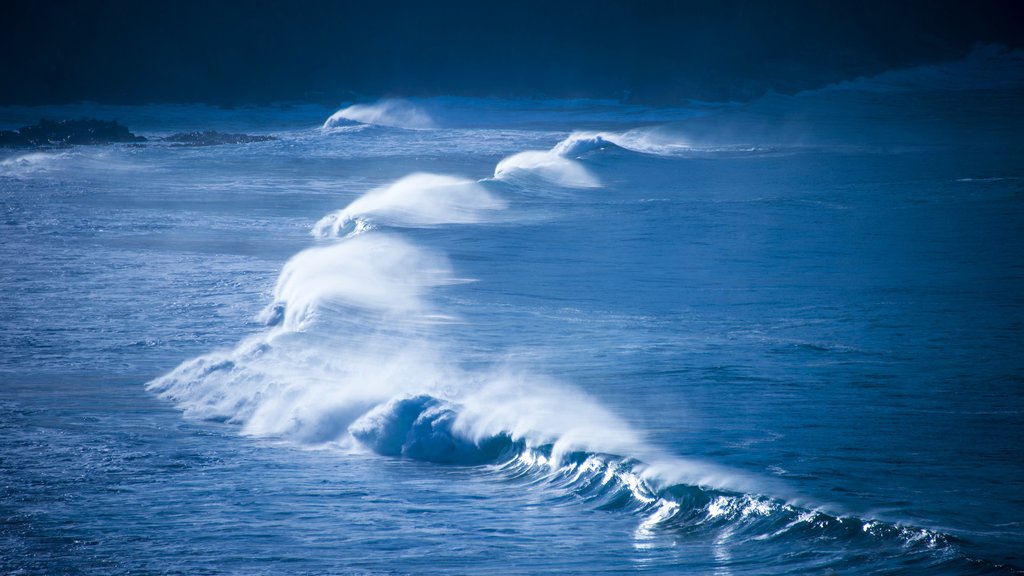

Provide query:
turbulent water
left=3, top=49, right=1024, bottom=574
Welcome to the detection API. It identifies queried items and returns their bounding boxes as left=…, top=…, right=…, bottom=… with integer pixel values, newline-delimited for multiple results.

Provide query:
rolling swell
left=147, top=115, right=1006, bottom=574
left=339, top=389, right=976, bottom=573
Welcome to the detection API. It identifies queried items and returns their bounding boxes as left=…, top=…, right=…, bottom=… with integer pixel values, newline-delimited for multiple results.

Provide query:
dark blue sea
left=2, top=49, right=1023, bottom=574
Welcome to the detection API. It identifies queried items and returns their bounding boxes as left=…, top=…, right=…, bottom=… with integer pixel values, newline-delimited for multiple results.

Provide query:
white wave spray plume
left=322, top=99, right=436, bottom=130
left=258, top=233, right=457, bottom=331
left=147, top=233, right=459, bottom=440
left=312, top=173, right=507, bottom=238
left=493, top=149, right=601, bottom=188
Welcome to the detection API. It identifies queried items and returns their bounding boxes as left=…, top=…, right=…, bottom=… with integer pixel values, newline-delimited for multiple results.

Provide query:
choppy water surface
left=3, top=53, right=1024, bottom=574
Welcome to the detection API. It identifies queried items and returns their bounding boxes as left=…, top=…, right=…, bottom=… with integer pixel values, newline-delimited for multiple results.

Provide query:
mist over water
left=3, top=49, right=1024, bottom=574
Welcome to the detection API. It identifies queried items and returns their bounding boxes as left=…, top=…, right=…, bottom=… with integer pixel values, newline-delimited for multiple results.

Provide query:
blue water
left=3, top=52, right=1024, bottom=574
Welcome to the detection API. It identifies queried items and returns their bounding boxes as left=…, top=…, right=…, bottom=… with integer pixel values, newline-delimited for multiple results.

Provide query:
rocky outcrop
left=161, top=130, right=277, bottom=146
left=0, top=118, right=146, bottom=147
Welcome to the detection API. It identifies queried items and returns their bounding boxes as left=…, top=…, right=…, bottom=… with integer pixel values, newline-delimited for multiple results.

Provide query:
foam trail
left=322, top=99, right=436, bottom=130
left=312, top=173, right=507, bottom=238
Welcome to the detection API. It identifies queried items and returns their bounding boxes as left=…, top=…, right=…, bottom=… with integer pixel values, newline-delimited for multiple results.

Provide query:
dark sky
left=3, top=0, right=1022, bottom=106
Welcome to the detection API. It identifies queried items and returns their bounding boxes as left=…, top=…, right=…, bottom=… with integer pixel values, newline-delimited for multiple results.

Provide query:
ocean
left=2, top=48, right=1023, bottom=574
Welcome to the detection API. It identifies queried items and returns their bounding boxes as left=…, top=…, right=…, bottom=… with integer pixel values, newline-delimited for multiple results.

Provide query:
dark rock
left=0, top=130, right=25, bottom=146
left=0, top=118, right=146, bottom=147
left=161, top=130, right=277, bottom=146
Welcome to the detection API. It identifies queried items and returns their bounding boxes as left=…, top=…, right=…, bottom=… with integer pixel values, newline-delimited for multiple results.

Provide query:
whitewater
left=2, top=49, right=1023, bottom=574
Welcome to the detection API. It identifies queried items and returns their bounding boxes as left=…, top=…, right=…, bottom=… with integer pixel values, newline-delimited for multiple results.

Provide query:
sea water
left=2, top=49, right=1023, bottom=574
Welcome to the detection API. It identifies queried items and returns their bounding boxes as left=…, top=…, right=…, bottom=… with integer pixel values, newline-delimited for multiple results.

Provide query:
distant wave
left=554, top=128, right=693, bottom=157
left=0, top=149, right=141, bottom=179
left=492, top=127, right=698, bottom=188
left=322, top=99, right=436, bottom=130
left=323, top=96, right=715, bottom=130
left=490, top=130, right=615, bottom=188
left=818, top=44, right=1024, bottom=94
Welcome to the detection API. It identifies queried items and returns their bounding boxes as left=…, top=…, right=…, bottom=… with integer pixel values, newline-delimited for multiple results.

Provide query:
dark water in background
left=2, top=52, right=1023, bottom=574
